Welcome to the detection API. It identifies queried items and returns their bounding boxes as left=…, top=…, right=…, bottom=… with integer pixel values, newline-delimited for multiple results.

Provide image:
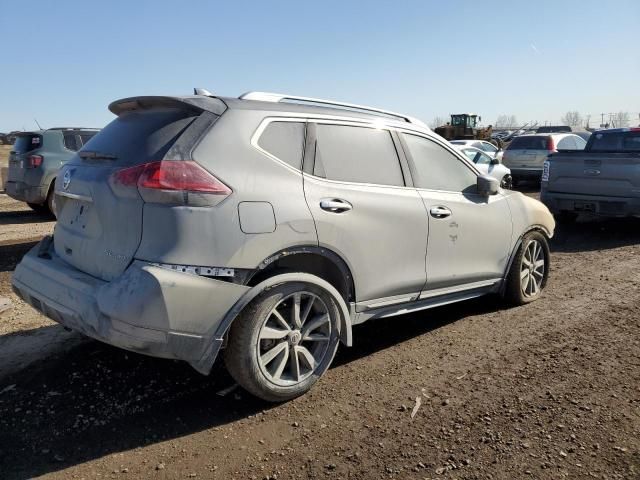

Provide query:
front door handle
left=320, top=198, right=353, bottom=213
left=430, top=206, right=452, bottom=219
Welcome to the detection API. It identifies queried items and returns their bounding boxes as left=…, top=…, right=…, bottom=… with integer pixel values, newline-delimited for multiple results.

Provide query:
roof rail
left=47, top=127, right=100, bottom=131
left=239, top=91, right=427, bottom=128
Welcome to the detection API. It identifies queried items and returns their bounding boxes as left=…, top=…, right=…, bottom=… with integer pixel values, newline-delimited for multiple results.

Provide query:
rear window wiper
left=79, top=150, right=118, bottom=160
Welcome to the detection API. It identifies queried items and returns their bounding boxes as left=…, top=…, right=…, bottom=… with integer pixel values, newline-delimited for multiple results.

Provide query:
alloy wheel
left=520, top=239, right=545, bottom=297
left=257, top=292, right=332, bottom=386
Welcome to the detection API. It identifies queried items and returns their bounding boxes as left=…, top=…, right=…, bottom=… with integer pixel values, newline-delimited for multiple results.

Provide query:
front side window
left=479, top=142, right=498, bottom=153
left=473, top=150, right=492, bottom=165
left=312, top=124, right=404, bottom=186
left=258, top=121, right=305, bottom=170
left=402, top=133, right=477, bottom=192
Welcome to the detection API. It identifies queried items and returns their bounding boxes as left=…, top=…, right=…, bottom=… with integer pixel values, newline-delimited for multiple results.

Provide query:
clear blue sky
left=1, top=0, right=638, bottom=132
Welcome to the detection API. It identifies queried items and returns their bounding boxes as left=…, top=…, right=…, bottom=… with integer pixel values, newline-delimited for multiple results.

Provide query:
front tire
left=224, top=282, right=341, bottom=402
left=505, top=231, right=550, bottom=305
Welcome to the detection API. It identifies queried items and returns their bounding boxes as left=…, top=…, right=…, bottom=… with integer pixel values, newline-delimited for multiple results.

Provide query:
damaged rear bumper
left=11, top=239, right=250, bottom=374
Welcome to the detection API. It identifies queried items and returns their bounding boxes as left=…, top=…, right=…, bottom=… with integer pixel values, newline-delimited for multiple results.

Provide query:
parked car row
left=12, top=89, right=555, bottom=401
left=5, top=127, right=99, bottom=215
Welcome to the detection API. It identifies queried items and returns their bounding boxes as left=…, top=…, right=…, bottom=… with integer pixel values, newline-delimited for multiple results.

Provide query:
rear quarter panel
left=134, top=109, right=318, bottom=269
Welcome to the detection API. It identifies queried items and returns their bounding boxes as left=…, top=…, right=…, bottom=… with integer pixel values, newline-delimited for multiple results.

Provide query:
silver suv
left=13, top=90, right=555, bottom=401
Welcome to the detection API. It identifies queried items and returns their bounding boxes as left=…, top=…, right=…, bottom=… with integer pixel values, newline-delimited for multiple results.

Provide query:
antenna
left=194, top=88, right=214, bottom=97
left=34, top=118, right=43, bottom=130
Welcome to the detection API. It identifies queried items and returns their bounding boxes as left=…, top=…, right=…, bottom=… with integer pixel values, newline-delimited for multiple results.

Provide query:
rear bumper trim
left=541, top=191, right=640, bottom=216
left=5, top=181, right=48, bottom=204
left=12, top=241, right=250, bottom=374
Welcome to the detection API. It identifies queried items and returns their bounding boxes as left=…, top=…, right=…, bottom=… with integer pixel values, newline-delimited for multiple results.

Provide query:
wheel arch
left=500, top=225, right=551, bottom=296
left=246, top=246, right=356, bottom=304
left=215, top=271, right=352, bottom=345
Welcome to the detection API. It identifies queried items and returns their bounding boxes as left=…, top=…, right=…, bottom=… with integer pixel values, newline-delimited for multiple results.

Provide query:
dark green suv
left=6, top=128, right=99, bottom=215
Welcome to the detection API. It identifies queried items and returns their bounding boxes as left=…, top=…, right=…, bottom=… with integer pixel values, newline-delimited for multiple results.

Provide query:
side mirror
left=477, top=175, right=499, bottom=196
left=490, top=157, right=499, bottom=165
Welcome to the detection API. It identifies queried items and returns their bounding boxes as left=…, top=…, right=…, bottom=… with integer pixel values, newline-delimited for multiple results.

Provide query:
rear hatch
left=53, top=96, right=226, bottom=281
left=8, top=133, right=43, bottom=182
left=547, top=130, right=640, bottom=197
left=503, top=135, right=551, bottom=168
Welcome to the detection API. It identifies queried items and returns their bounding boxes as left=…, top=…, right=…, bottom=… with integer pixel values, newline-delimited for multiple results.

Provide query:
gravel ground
left=0, top=187, right=638, bottom=480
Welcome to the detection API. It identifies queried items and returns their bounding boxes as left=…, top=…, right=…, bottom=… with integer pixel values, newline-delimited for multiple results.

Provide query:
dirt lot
left=0, top=185, right=638, bottom=480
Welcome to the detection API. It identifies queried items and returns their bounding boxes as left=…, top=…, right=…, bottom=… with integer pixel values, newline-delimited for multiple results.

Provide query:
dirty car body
left=13, top=91, right=555, bottom=401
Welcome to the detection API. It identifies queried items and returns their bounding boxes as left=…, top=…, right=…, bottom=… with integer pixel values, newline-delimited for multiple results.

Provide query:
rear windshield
left=13, top=134, right=42, bottom=153
left=79, top=109, right=200, bottom=166
left=536, top=126, right=571, bottom=133
left=507, top=136, right=548, bottom=150
left=588, top=131, right=640, bottom=152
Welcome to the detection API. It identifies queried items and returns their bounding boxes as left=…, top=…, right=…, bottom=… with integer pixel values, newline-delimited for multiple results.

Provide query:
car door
left=400, top=132, right=512, bottom=292
left=302, top=121, right=429, bottom=309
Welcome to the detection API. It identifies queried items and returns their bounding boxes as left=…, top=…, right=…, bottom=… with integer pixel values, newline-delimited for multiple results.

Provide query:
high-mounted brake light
left=546, top=137, right=556, bottom=151
left=28, top=155, right=43, bottom=168
left=111, top=161, right=231, bottom=195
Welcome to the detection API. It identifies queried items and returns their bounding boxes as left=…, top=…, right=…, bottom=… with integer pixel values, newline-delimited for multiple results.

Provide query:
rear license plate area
left=574, top=201, right=596, bottom=212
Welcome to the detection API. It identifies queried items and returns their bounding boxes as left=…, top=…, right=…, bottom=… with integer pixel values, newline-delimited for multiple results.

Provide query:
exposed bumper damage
left=12, top=239, right=250, bottom=374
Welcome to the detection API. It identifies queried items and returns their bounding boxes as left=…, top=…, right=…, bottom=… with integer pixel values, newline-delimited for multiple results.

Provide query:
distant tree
left=429, top=116, right=448, bottom=129
left=611, top=111, right=630, bottom=128
left=560, top=111, right=583, bottom=127
left=495, top=115, right=518, bottom=128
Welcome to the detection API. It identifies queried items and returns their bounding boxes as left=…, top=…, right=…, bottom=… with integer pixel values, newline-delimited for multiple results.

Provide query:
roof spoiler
left=108, top=95, right=227, bottom=116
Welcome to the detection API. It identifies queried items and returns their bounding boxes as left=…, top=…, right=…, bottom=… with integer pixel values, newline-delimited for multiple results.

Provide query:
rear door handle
left=430, top=206, right=452, bottom=219
left=320, top=198, right=352, bottom=213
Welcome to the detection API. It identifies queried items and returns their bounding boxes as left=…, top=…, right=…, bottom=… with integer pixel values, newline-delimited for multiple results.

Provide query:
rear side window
left=13, top=134, right=42, bottom=153
left=507, top=136, right=548, bottom=150
left=313, top=124, right=404, bottom=186
left=79, top=132, right=97, bottom=147
left=556, top=136, right=577, bottom=150
left=64, top=133, right=79, bottom=151
left=83, top=108, right=199, bottom=166
left=402, top=133, right=477, bottom=192
left=257, top=121, right=305, bottom=170
left=589, top=131, right=640, bottom=152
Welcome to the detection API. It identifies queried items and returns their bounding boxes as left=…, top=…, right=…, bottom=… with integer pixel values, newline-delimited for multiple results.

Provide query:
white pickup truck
left=541, top=127, right=640, bottom=222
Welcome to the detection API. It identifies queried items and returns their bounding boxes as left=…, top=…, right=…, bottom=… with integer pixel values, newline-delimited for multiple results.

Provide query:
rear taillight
left=28, top=155, right=43, bottom=168
left=546, top=137, right=556, bottom=151
left=110, top=160, right=232, bottom=205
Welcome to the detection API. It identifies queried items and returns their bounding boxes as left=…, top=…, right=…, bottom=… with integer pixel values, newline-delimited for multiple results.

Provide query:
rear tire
left=46, top=188, right=57, bottom=218
left=224, top=281, right=341, bottom=402
left=27, top=202, right=48, bottom=213
left=500, top=174, right=513, bottom=190
left=505, top=231, right=550, bottom=305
